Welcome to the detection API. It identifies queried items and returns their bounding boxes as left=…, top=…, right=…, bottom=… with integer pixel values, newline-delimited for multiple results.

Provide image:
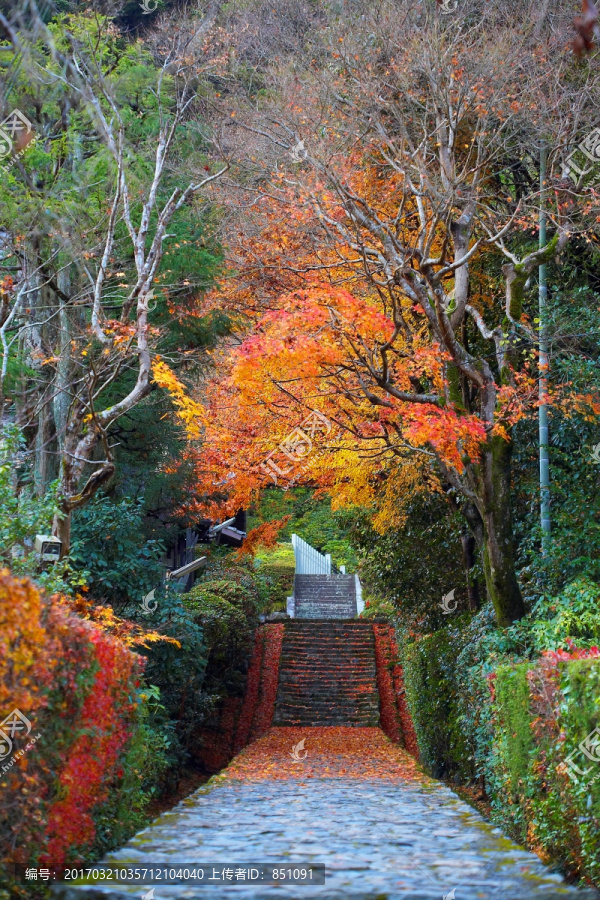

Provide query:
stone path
left=54, top=728, right=599, bottom=900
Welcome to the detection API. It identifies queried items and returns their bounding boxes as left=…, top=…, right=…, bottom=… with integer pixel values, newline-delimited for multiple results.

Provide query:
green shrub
left=529, top=578, right=600, bottom=651
left=403, top=617, right=473, bottom=781
left=402, top=608, right=600, bottom=884
left=90, top=685, right=171, bottom=857
left=490, top=662, right=534, bottom=839
left=359, top=595, right=396, bottom=619
left=183, top=576, right=260, bottom=695
left=0, top=425, right=86, bottom=596
left=495, top=664, right=533, bottom=795
left=490, top=658, right=600, bottom=884
left=343, top=494, right=468, bottom=633
left=70, top=493, right=165, bottom=609
left=139, top=589, right=209, bottom=770
left=254, top=544, right=295, bottom=610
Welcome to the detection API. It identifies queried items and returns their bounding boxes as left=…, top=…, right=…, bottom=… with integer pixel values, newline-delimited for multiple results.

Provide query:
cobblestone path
left=55, top=728, right=599, bottom=900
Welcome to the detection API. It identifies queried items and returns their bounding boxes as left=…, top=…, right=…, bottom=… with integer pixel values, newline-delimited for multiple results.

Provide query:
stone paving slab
left=52, top=729, right=599, bottom=900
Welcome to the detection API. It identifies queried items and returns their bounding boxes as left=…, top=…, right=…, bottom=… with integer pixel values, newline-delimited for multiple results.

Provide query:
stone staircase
left=294, top=574, right=357, bottom=619
left=273, top=622, right=380, bottom=726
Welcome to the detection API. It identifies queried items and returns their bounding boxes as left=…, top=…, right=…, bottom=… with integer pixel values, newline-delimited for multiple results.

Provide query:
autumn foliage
left=373, top=624, right=419, bottom=758
left=193, top=624, right=284, bottom=772
left=0, top=570, right=143, bottom=870
left=223, top=727, right=422, bottom=783
left=235, top=624, right=284, bottom=749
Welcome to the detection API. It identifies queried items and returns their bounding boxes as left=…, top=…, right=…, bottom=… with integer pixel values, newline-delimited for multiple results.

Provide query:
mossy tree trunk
left=472, top=433, right=524, bottom=626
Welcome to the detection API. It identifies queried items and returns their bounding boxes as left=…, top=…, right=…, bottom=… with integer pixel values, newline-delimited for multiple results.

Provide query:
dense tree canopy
left=2, top=0, right=600, bottom=891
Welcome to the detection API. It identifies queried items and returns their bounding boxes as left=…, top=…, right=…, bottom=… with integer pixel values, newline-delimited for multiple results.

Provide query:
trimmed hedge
left=492, top=658, right=600, bottom=884
left=0, top=571, right=163, bottom=883
left=403, top=621, right=472, bottom=781
left=402, top=620, right=600, bottom=886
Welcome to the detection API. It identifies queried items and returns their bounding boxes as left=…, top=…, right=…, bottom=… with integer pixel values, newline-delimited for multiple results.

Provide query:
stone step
left=282, top=663, right=375, bottom=668
left=281, top=646, right=373, bottom=652
left=275, top=713, right=380, bottom=726
left=295, top=574, right=356, bottom=586
left=278, top=692, right=378, bottom=699
left=275, top=702, right=380, bottom=711
left=294, top=597, right=356, bottom=605
left=284, top=625, right=373, bottom=632
left=277, top=698, right=379, bottom=704
left=279, top=675, right=377, bottom=683
left=276, top=702, right=379, bottom=713
left=273, top=621, right=379, bottom=727
left=281, top=642, right=375, bottom=649
left=284, top=647, right=370, bottom=653
left=281, top=669, right=375, bottom=675
left=280, top=667, right=376, bottom=675
left=280, top=644, right=375, bottom=653
left=282, top=654, right=375, bottom=660
left=281, top=650, right=373, bottom=656
left=295, top=598, right=356, bottom=605
left=295, top=606, right=356, bottom=619
left=293, top=575, right=357, bottom=621
left=282, top=636, right=373, bottom=643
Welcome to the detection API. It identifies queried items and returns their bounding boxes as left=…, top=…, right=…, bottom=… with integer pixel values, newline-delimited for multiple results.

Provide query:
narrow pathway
left=55, top=728, right=598, bottom=900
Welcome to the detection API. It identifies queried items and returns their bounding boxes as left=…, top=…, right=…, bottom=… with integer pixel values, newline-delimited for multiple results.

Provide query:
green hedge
left=402, top=617, right=473, bottom=782
left=402, top=621, right=600, bottom=886
left=492, top=659, right=600, bottom=884
left=494, top=663, right=533, bottom=798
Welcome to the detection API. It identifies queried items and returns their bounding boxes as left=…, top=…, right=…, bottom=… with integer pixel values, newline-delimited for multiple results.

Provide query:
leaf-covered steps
left=272, top=621, right=380, bottom=727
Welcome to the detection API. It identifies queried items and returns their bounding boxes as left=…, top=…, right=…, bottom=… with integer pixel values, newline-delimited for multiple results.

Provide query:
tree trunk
left=478, top=434, right=525, bottom=626
left=53, top=273, right=72, bottom=454
left=461, top=532, right=480, bottom=611
left=34, top=397, right=53, bottom=496
left=52, top=505, right=72, bottom=558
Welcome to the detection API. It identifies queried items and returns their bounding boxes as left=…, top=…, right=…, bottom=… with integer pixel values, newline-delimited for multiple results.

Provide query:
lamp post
left=539, top=146, right=551, bottom=550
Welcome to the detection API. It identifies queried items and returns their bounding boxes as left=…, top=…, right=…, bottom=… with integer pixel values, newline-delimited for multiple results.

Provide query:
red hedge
left=373, top=623, right=419, bottom=757
left=0, top=571, right=143, bottom=870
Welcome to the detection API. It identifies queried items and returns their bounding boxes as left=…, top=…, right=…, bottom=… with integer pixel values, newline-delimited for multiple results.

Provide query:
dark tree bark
left=478, top=436, right=523, bottom=626
left=461, top=532, right=480, bottom=612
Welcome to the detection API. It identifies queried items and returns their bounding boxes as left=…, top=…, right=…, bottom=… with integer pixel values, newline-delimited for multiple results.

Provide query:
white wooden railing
left=287, top=534, right=363, bottom=618
left=291, top=533, right=331, bottom=575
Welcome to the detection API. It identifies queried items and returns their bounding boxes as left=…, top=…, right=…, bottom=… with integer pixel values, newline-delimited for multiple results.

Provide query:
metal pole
left=539, top=146, right=551, bottom=549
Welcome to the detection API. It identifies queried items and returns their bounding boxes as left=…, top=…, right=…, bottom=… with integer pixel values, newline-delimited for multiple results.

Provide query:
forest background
left=1, top=0, right=600, bottom=894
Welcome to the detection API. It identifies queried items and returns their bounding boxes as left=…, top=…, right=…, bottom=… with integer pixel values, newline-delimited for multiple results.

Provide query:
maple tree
left=188, top=0, right=600, bottom=626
